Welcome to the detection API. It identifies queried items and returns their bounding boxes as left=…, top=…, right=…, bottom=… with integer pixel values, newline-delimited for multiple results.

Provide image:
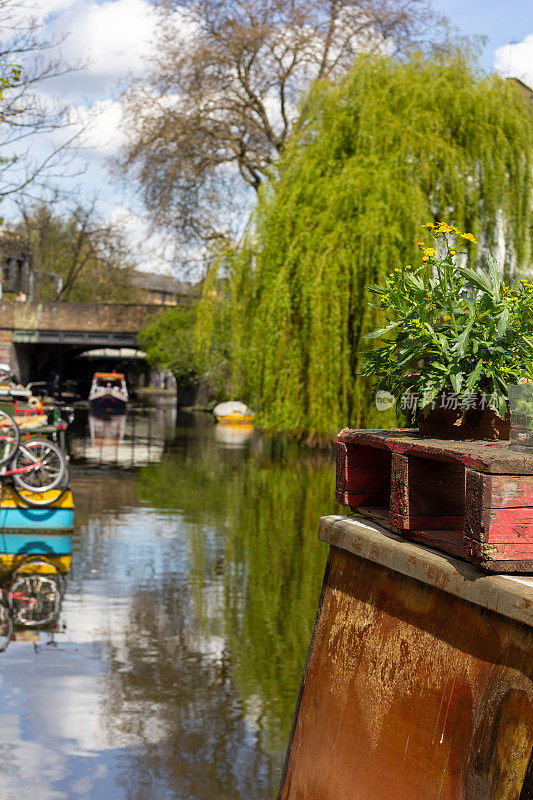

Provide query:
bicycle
left=0, top=410, right=68, bottom=507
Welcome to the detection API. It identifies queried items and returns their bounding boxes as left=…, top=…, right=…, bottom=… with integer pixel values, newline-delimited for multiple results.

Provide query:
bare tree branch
left=118, top=0, right=449, bottom=248
left=0, top=0, right=86, bottom=201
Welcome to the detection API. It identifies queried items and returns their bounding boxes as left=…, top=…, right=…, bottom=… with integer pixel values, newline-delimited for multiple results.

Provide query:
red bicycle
left=0, top=410, right=67, bottom=507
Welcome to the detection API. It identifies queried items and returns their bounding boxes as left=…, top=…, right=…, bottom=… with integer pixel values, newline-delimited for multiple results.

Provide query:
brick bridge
left=0, top=302, right=168, bottom=383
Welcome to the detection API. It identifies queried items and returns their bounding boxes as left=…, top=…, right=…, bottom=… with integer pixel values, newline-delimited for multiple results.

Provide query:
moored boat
left=212, top=400, right=255, bottom=425
left=89, top=372, right=128, bottom=414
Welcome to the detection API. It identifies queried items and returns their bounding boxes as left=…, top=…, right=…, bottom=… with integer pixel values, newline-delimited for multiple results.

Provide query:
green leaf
left=487, top=254, right=502, bottom=299
left=404, top=272, right=425, bottom=291
left=449, top=367, right=464, bottom=394
left=455, top=266, right=492, bottom=295
left=465, top=359, right=483, bottom=391
left=364, top=321, right=401, bottom=339
left=496, top=307, right=509, bottom=338
left=453, top=308, right=474, bottom=357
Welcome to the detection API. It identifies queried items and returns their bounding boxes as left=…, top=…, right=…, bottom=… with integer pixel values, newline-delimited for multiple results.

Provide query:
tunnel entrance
left=13, top=343, right=150, bottom=400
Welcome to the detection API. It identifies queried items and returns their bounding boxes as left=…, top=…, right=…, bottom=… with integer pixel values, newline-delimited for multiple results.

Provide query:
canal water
left=0, top=408, right=336, bottom=799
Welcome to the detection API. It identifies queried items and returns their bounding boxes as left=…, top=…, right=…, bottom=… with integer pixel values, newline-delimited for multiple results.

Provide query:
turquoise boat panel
left=0, top=506, right=74, bottom=529
left=0, top=531, right=72, bottom=555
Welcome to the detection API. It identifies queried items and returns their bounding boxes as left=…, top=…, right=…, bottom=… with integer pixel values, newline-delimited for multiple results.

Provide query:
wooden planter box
left=336, top=429, right=533, bottom=572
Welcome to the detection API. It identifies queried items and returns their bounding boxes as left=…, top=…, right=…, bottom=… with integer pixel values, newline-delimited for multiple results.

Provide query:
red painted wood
left=336, top=430, right=533, bottom=571
left=390, top=512, right=465, bottom=532
left=335, top=441, right=390, bottom=508
left=485, top=475, right=533, bottom=508
left=405, top=528, right=466, bottom=558
left=338, top=492, right=392, bottom=508
left=337, top=428, right=533, bottom=475
left=464, top=537, right=533, bottom=561
left=482, top=507, right=533, bottom=543
left=389, top=452, right=465, bottom=531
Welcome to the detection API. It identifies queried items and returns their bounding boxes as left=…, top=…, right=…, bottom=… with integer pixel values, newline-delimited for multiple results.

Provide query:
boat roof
left=93, top=372, right=125, bottom=379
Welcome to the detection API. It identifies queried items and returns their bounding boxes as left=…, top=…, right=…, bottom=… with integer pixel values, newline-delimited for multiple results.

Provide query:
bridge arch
left=0, top=301, right=168, bottom=385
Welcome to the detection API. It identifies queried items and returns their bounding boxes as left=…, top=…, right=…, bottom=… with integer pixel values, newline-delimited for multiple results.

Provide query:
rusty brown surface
left=279, top=545, right=533, bottom=800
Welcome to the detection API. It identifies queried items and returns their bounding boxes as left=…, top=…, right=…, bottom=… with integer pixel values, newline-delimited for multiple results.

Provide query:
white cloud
left=494, top=34, right=533, bottom=88
left=108, top=206, right=179, bottom=274
left=74, top=98, right=127, bottom=156
left=42, top=0, right=160, bottom=99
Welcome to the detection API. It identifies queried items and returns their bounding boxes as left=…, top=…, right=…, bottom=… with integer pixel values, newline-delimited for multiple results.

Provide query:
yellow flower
left=437, top=222, right=452, bottom=233
left=449, top=248, right=455, bottom=255
left=423, top=247, right=437, bottom=257
left=422, top=222, right=435, bottom=228
left=417, top=241, right=424, bottom=247
left=422, top=256, right=429, bottom=262
left=461, top=232, right=477, bottom=243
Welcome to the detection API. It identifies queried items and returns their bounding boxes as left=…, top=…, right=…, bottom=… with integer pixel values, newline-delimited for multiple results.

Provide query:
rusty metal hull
left=279, top=519, right=533, bottom=800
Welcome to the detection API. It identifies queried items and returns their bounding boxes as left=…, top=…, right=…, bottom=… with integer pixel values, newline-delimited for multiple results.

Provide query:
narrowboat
left=88, top=372, right=128, bottom=414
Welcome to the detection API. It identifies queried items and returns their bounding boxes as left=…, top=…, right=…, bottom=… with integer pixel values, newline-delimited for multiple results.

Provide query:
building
left=0, top=233, right=33, bottom=300
left=130, top=270, right=194, bottom=306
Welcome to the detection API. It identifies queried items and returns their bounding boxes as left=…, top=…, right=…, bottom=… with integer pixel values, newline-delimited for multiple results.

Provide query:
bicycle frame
left=0, top=442, right=42, bottom=479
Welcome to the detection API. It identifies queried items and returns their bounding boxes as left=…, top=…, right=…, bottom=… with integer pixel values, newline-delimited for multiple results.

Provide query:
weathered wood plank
left=467, top=506, right=533, bottom=543
left=335, top=441, right=390, bottom=508
left=338, top=428, right=533, bottom=475
left=389, top=452, right=465, bottom=530
left=406, top=528, right=466, bottom=558
left=484, top=474, right=533, bottom=508
left=465, top=537, right=533, bottom=561
left=392, top=513, right=464, bottom=533
left=319, top=515, right=533, bottom=624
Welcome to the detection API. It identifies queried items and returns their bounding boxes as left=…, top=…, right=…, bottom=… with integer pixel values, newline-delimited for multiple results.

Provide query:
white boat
left=212, top=401, right=255, bottom=425
left=88, top=372, right=128, bottom=414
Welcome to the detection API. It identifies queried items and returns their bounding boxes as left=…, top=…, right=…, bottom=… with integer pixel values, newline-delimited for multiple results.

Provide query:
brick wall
left=1, top=302, right=165, bottom=333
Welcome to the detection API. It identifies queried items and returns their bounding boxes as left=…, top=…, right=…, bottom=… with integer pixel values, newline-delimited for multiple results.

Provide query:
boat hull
left=89, top=395, right=127, bottom=414
left=0, top=488, right=74, bottom=530
left=0, top=530, right=72, bottom=556
left=214, top=413, right=255, bottom=425
left=0, top=553, right=71, bottom=573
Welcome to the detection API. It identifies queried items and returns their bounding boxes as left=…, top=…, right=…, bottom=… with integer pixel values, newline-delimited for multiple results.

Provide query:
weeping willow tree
left=197, top=49, right=532, bottom=442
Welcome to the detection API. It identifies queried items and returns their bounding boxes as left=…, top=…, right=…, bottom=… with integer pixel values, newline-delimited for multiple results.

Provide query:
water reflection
left=0, top=408, right=336, bottom=799
left=69, top=407, right=177, bottom=467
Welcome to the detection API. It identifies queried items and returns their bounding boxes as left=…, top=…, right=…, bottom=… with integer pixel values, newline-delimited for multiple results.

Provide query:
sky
left=4, top=0, right=533, bottom=275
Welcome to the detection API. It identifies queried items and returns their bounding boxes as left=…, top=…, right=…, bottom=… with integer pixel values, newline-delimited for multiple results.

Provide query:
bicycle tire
left=0, top=410, right=19, bottom=467
left=13, top=464, right=69, bottom=508
left=12, top=439, right=66, bottom=493
left=13, top=482, right=69, bottom=508
left=8, top=572, right=61, bottom=627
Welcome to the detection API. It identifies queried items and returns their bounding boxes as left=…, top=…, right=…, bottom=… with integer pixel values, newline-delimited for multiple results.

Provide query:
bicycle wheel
left=13, top=482, right=69, bottom=508
left=8, top=573, right=61, bottom=627
left=12, top=439, right=66, bottom=493
left=0, top=410, right=19, bottom=466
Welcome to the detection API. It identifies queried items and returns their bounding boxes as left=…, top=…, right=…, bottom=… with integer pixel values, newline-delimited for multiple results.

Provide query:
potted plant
left=362, top=222, right=533, bottom=440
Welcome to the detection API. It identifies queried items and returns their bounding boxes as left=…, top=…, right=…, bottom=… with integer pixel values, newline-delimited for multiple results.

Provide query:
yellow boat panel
left=0, top=487, right=74, bottom=509
left=215, top=414, right=255, bottom=425
left=0, top=554, right=71, bottom=574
